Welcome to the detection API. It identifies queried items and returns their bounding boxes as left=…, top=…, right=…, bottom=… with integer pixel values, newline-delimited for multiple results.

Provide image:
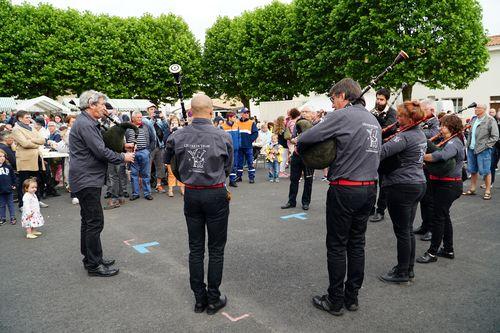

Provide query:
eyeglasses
left=329, top=96, right=335, bottom=103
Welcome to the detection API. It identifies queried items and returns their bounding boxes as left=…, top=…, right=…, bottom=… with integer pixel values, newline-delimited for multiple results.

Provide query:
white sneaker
left=39, top=201, right=49, bottom=208
left=72, top=198, right=79, bottom=205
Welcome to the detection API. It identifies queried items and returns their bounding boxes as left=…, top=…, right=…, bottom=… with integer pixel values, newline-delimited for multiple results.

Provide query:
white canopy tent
left=15, top=96, right=74, bottom=114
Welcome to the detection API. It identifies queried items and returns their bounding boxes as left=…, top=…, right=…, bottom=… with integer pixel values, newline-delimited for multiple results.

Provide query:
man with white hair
left=125, top=111, right=155, bottom=201
left=463, top=103, right=499, bottom=200
left=281, top=106, right=315, bottom=211
left=69, top=90, right=135, bottom=277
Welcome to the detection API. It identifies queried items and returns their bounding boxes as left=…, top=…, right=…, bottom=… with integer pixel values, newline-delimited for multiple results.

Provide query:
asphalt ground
left=0, top=169, right=499, bottom=333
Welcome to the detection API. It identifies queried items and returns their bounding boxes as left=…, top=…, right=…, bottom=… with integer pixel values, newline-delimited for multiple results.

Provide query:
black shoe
left=379, top=268, right=409, bottom=284
left=413, top=226, right=427, bottom=235
left=302, top=204, right=309, bottom=210
left=206, top=295, right=227, bottom=315
left=387, top=265, right=414, bottom=280
left=129, top=195, right=140, bottom=201
left=249, top=179, right=255, bottom=184
left=101, top=258, right=116, bottom=267
left=281, top=202, right=296, bottom=209
left=420, top=231, right=432, bottom=241
left=416, top=251, right=437, bottom=264
left=47, top=191, right=61, bottom=197
left=344, top=293, right=358, bottom=311
left=436, top=248, right=455, bottom=259
left=408, top=266, right=415, bottom=280
left=369, top=212, right=384, bottom=223
left=0, top=219, right=6, bottom=226
left=194, top=299, right=208, bottom=313
left=145, top=195, right=154, bottom=200
left=229, top=181, right=238, bottom=188
left=104, top=192, right=112, bottom=199
left=235, top=177, right=242, bottom=183
left=312, top=295, right=344, bottom=316
left=123, top=192, right=130, bottom=198
left=87, top=264, right=119, bottom=277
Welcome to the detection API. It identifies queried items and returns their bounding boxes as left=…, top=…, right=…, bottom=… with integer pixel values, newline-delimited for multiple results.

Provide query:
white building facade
left=412, top=36, right=500, bottom=119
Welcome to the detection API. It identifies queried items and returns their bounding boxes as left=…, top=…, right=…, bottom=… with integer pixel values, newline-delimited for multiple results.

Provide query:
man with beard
left=369, top=88, right=396, bottom=223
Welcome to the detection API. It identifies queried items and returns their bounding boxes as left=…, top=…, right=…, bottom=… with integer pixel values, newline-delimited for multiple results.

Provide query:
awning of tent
left=15, top=96, right=74, bottom=114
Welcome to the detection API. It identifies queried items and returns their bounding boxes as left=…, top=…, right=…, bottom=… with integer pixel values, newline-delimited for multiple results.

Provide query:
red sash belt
left=429, top=175, right=461, bottom=182
left=330, top=179, right=376, bottom=186
left=184, top=183, right=225, bottom=190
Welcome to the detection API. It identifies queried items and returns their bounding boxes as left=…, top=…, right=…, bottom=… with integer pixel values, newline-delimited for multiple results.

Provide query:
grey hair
left=476, top=103, right=487, bottom=109
left=132, top=111, right=143, bottom=117
left=420, top=99, right=435, bottom=112
left=79, top=90, right=108, bottom=110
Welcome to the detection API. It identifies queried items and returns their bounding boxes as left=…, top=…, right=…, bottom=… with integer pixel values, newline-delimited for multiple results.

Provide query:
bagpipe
left=300, top=50, right=409, bottom=169
left=424, top=124, right=471, bottom=177
left=100, top=112, right=139, bottom=153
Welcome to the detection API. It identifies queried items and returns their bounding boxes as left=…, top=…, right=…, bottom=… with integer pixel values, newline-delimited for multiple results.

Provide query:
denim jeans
left=0, top=192, right=16, bottom=220
left=130, top=149, right=151, bottom=197
left=266, top=160, right=279, bottom=180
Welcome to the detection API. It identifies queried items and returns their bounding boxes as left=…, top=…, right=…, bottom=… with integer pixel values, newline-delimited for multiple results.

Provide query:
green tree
left=203, top=16, right=250, bottom=107
left=203, top=2, right=300, bottom=107
left=295, top=0, right=489, bottom=99
left=0, top=1, right=202, bottom=103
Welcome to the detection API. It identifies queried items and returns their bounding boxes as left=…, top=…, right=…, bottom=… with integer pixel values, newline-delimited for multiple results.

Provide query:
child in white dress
left=21, top=178, right=45, bottom=239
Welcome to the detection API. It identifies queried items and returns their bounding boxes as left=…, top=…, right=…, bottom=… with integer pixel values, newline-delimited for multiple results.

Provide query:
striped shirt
left=126, top=125, right=150, bottom=151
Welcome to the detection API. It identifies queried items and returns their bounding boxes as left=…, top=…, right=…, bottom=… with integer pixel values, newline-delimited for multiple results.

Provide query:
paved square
left=0, top=170, right=499, bottom=332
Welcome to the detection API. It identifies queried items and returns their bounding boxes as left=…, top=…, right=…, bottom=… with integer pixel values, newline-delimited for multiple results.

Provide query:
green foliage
left=0, top=1, right=202, bottom=103
left=319, top=0, right=490, bottom=98
left=203, top=2, right=300, bottom=106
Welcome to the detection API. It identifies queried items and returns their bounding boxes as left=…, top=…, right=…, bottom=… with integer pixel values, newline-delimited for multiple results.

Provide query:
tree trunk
left=402, top=84, right=413, bottom=101
left=240, top=95, right=250, bottom=109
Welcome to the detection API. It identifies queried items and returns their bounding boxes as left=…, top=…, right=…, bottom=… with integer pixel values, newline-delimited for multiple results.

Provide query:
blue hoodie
left=0, top=163, right=16, bottom=194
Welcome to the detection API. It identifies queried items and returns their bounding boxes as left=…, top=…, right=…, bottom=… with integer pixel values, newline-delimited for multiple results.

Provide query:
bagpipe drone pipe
left=300, top=50, right=409, bottom=170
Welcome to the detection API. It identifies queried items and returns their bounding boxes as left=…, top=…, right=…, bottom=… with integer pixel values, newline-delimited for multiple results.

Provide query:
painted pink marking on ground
left=222, top=312, right=250, bottom=322
left=123, top=239, right=135, bottom=246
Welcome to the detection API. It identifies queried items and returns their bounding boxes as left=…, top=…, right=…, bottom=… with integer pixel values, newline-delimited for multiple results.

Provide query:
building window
left=445, top=98, right=463, bottom=113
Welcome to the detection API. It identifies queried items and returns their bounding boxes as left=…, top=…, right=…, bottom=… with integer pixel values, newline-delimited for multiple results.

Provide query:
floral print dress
left=21, top=193, right=45, bottom=228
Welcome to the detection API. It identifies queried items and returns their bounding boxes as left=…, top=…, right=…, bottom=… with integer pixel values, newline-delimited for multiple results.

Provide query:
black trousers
left=288, top=153, right=313, bottom=206
left=418, top=169, right=434, bottom=232
left=428, top=181, right=462, bottom=254
left=386, top=183, right=426, bottom=271
left=76, top=187, right=105, bottom=268
left=17, top=171, right=41, bottom=208
left=184, top=187, right=229, bottom=304
left=326, top=184, right=376, bottom=302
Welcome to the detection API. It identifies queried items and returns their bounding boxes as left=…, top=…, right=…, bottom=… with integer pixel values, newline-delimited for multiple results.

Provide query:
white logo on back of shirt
left=187, top=149, right=206, bottom=169
left=366, top=128, right=379, bottom=152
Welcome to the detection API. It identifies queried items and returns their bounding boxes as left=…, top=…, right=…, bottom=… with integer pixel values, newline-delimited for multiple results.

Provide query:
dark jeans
left=326, top=184, right=376, bottom=302
left=288, top=153, right=313, bottom=206
left=17, top=171, right=40, bottom=208
left=76, top=187, right=105, bottom=268
left=184, top=187, right=229, bottom=303
left=108, top=163, right=126, bottom=199
left=429, top=181, right=462, bottom=254
left=491, top=146, right=499, bottom=184
left=386, top=183, right=426, bottom=271
left=419, top=170, right=434, bottom=232
left=0, top=193, right=15, bottom=220
left=130, top=149, right=151, bottom=197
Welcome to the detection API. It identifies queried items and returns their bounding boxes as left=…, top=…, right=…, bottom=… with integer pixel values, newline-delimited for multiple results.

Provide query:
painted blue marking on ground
left=132, top=241, right=160, bottom=254
left=280, top=213, right=308, bottom=220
